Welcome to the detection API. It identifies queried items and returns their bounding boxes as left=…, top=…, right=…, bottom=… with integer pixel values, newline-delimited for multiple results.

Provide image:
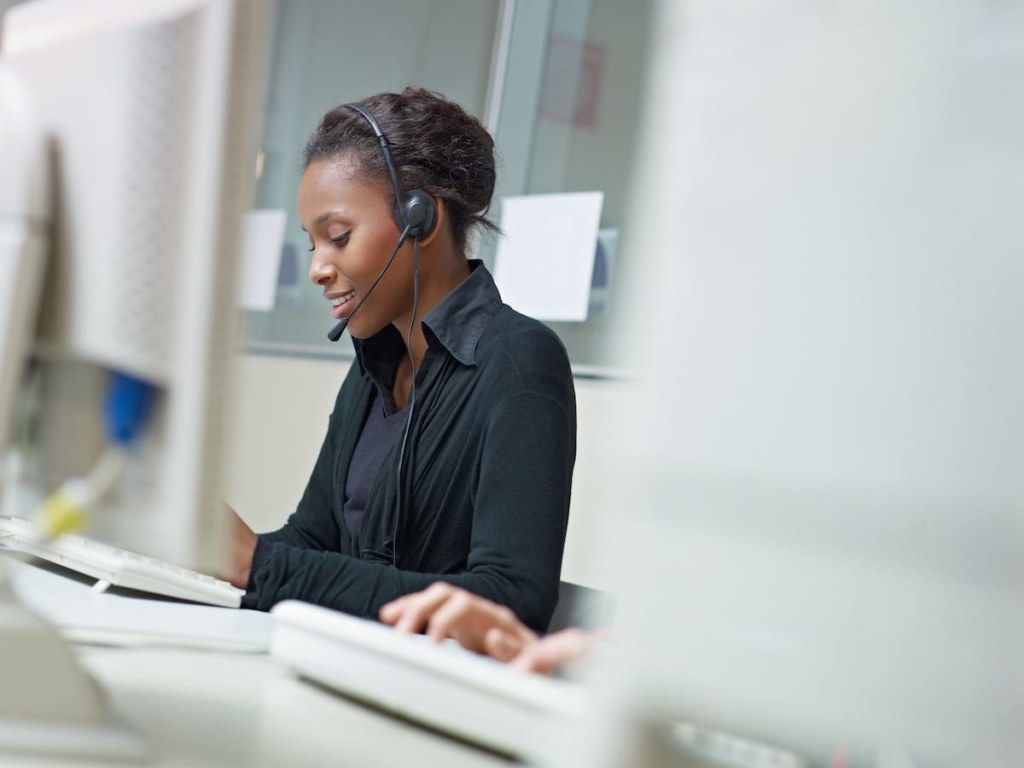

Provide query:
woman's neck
left=393, top=251, right=470, bottom=373
left=391, top=265, right=465, bottom=410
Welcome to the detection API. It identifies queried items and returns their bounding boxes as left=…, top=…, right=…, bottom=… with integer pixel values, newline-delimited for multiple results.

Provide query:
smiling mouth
left=332, top=291, right=355, bottom=308
left=331, top=290, right=356, bottom=318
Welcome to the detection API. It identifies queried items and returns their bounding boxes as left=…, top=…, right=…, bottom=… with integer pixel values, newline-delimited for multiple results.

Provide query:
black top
left=342, top=390, right=409, bottom=556
left=244, top=261, right=576, bottom=632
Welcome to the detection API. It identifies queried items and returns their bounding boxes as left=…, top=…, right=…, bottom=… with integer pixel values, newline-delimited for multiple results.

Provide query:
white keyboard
left=270, top=600, right=588, bottom=760
left=0, top=516, right=244, bottom=608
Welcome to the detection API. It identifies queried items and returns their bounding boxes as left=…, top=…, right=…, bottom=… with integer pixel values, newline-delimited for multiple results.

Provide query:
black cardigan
left=245, top=265, right=576, bottom=632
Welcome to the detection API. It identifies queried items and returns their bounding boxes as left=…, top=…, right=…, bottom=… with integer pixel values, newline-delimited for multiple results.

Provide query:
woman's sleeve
left=460, top=387, right=576, bottom=630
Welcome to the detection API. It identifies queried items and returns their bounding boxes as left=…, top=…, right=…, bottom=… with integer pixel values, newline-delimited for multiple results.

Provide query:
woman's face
left=299, top=155, right=409, bottom=339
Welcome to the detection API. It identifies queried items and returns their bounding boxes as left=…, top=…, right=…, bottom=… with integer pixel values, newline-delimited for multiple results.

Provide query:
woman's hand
left=224, top=504, right=258, bottom=589
left=379, top=582, right=538, bottom=661
left=509, top=627, right=592, bottom=675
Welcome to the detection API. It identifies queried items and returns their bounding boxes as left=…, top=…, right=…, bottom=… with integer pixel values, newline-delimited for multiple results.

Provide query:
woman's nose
left=308, top=253, right=336, bottom=286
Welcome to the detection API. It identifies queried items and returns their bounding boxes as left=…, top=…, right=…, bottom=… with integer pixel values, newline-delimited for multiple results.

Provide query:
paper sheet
left=238, top=208, right=288, bottom=311
left=493, top=192, right=603, bottom=322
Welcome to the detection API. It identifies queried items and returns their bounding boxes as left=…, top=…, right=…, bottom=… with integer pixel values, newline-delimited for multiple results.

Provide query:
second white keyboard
left=270, top=600, right=588, bottom=760
left=0, top=516, right=244, bottom=608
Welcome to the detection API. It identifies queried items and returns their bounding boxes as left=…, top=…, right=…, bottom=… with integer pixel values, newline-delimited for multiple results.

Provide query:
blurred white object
left=584, top=1, right=1024, bottom=766
left=0, top=55, right=143, bottom=763
left=0, top=562, right=146, bottom=759
left=271, top=600, right=588, bottom=761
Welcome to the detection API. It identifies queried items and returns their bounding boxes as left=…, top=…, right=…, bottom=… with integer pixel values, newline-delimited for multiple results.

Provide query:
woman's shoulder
left=476, top=305, right=573, bottom=384
left=486, top=304, right=566, bottom=351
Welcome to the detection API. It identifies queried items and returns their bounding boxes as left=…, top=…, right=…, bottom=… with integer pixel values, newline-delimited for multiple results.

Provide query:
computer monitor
left=0, top=0, right=275, bottom=572
left=583, top=2, right=1024, bottom=767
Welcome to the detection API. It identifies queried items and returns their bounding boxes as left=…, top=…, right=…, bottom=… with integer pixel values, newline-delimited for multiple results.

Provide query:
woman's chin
left=345, top=318, right=383, bottom=340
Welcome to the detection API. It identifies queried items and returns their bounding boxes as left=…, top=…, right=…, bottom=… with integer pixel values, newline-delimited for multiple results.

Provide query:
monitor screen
left=0, top=0, right=275, bottom=572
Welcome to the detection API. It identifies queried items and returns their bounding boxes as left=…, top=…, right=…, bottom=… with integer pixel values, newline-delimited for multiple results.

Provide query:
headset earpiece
left=398, top=190, right=436, bottom=240
left=345, top=102, right=437, bottom=241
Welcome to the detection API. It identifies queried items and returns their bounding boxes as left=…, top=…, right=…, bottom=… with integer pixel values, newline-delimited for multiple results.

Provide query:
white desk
left=4, top=560, right=513, bottom=768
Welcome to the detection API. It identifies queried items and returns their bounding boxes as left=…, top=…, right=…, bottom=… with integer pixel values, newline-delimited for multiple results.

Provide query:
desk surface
left=73, top=646, right=509, bottom=768
left=3, top=559, right=513, bottom=768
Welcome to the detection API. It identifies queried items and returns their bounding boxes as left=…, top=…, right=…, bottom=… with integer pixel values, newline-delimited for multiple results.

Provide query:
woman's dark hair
left=302, top=87, right=499, bottom=252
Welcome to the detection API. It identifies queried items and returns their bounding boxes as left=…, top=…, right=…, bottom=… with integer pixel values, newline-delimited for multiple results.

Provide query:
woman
left=228, top=88, right=576, bottom=632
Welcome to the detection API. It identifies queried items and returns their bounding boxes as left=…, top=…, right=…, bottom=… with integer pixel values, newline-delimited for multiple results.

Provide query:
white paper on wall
left=493, top=191, right=603, bottom=322
left=238, top=208, right=288, bottom=311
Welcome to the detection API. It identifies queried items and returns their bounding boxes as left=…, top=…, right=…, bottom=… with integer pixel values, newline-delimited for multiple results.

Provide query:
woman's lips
left=330, top=290, right=356, bottom=319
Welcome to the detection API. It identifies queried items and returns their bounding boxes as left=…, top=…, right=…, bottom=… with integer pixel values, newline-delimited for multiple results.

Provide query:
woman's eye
left=330, top=232, right=350, bottom=246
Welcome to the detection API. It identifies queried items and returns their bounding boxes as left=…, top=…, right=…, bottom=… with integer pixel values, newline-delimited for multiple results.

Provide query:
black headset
left=344, top=103, right=437, bottom=240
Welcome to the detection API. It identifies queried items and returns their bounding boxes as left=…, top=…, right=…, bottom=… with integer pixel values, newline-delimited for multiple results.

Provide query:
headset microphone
left=325, top=225, right=411, bottom=341
left=327, top=318, right=348, bottom=342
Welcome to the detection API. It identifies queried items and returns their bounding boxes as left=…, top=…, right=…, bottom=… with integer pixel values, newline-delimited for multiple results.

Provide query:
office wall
left=223, top=352, right=625, bottom=593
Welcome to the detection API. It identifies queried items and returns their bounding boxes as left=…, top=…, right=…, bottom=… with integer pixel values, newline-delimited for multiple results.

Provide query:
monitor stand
left=0, top=557, right=147, bottom=761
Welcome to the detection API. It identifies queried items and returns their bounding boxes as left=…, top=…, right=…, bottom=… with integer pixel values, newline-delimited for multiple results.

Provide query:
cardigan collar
left=352, top=260, right=503, bottom=383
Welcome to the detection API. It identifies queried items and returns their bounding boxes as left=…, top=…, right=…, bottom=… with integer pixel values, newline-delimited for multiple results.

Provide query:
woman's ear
left=415, top=196, right=445, bottom=248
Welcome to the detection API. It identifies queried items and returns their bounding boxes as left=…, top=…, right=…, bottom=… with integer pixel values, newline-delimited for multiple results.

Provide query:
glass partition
left=482, top=0, right=652, bottom=375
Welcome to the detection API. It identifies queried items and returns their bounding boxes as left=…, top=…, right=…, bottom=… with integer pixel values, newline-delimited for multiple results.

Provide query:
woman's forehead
left=300, top=156, right=386, bottom=200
